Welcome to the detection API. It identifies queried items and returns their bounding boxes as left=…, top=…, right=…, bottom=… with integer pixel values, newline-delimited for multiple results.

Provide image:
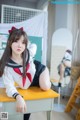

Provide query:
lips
left=17, top=48, right=21, bottom=51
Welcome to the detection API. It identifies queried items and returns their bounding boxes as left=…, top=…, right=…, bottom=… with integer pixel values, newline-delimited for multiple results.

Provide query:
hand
left=16, top=95, right=27, bottom=113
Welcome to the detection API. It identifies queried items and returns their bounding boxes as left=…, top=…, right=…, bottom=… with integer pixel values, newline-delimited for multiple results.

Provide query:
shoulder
left=3, top=66, right=14, bottom=80
left=6, top=58, right=22, bottom=68
left=4, top=66, right=13, bottom=74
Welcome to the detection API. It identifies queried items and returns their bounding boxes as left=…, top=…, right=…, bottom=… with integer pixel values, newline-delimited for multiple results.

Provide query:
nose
left=18, top=42, right=22, bottom=47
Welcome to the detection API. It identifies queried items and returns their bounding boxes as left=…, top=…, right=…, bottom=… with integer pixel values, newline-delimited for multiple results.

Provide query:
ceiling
left=23, top=0, right=38, bottom=2
left=0, top=0, right=48, bottom=10
left=0, top=0, right=40, bottom=4
left=18, top=0, right=39, bottom=2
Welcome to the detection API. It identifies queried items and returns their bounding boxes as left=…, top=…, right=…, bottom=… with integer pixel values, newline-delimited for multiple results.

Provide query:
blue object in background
left=28, top=36, right=42, bottom=62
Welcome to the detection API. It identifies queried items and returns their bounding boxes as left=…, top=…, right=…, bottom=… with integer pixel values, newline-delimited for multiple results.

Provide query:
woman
left=0, top=27, right=51, bottom=120
left=58, top=49, right=72, bottom=87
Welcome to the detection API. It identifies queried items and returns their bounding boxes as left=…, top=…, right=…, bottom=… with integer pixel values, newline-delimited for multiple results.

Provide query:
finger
left=24, top=105, right=27, bottom=113
left=20, top=107, right=23, bottom=113
left=16, top=107, right=20, bottom=112
left=16, top=107, right=22, bottom=113
left=21, top=107, right=25, bottom=113
left=16, top=105, right=20, bottom=112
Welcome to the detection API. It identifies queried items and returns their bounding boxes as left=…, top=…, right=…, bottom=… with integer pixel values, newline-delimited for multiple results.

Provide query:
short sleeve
left=64, top=52, right=72, bottom=61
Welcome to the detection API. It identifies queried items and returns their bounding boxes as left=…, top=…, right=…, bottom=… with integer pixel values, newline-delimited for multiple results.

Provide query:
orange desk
left=0, top=87, right=59, bottom=120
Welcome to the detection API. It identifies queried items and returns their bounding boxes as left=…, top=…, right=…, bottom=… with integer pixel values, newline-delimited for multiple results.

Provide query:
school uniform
left=58, top=50, right=72, bottom=77
left=2, top=43, right=46, bottom=120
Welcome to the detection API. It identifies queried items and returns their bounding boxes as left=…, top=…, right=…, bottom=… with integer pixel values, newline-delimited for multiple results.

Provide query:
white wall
left=55, top=4, right=68, bottom=29
left=47, top=4, right=73, bottom=67
left=67, top=4, right=74, bottom=31
left=47, top=4, right=56, bottom=67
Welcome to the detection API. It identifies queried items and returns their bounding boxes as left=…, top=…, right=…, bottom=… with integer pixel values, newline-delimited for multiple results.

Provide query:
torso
left=5, top=49, right=36, bottom=89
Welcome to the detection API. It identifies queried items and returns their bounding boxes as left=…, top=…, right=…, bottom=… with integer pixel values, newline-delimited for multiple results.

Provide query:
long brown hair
left=0, top=28, right=28, bottom=77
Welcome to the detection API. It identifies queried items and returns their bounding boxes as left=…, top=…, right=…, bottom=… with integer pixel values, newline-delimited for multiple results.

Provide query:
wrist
left=12, top=93, right=19, bottom=99
left=12, top=93, right=23, bottom=100
left=16, top=94, right=22, bottom=100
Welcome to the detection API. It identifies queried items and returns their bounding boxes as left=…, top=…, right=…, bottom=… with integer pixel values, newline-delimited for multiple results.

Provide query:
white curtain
left=0, top=13, right=48, bottom=65
left=0, top=13, right=48, bottom=87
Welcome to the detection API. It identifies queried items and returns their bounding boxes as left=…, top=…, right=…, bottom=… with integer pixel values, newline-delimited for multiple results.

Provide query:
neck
left=11, top=53, right=23, bottom=65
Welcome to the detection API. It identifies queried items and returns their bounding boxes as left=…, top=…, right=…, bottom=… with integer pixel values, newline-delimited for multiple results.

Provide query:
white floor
left=30, top=111, right=74, bottom=120
left=30, top=96, right=75, bottom=120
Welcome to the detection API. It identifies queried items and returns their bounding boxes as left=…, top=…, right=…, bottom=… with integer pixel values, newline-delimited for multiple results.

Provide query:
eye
left=15, top=41, right=18, bottom=43
left=22, top=41, right=25, bottom=44
left=14, top=39, right=18, bottom=42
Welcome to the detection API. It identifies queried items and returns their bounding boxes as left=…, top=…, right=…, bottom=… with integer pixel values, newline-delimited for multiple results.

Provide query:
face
left=11, top=35, right=26, bottom=56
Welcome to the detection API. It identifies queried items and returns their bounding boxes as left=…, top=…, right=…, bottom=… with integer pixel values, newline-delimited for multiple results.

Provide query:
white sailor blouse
left=62, top=51, right=72, bottom=62
left=2, top=43, right=37, bottom=98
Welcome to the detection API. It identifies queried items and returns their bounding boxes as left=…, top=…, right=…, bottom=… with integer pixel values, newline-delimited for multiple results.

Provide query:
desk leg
left=47, top=111, right=51, bottom=120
